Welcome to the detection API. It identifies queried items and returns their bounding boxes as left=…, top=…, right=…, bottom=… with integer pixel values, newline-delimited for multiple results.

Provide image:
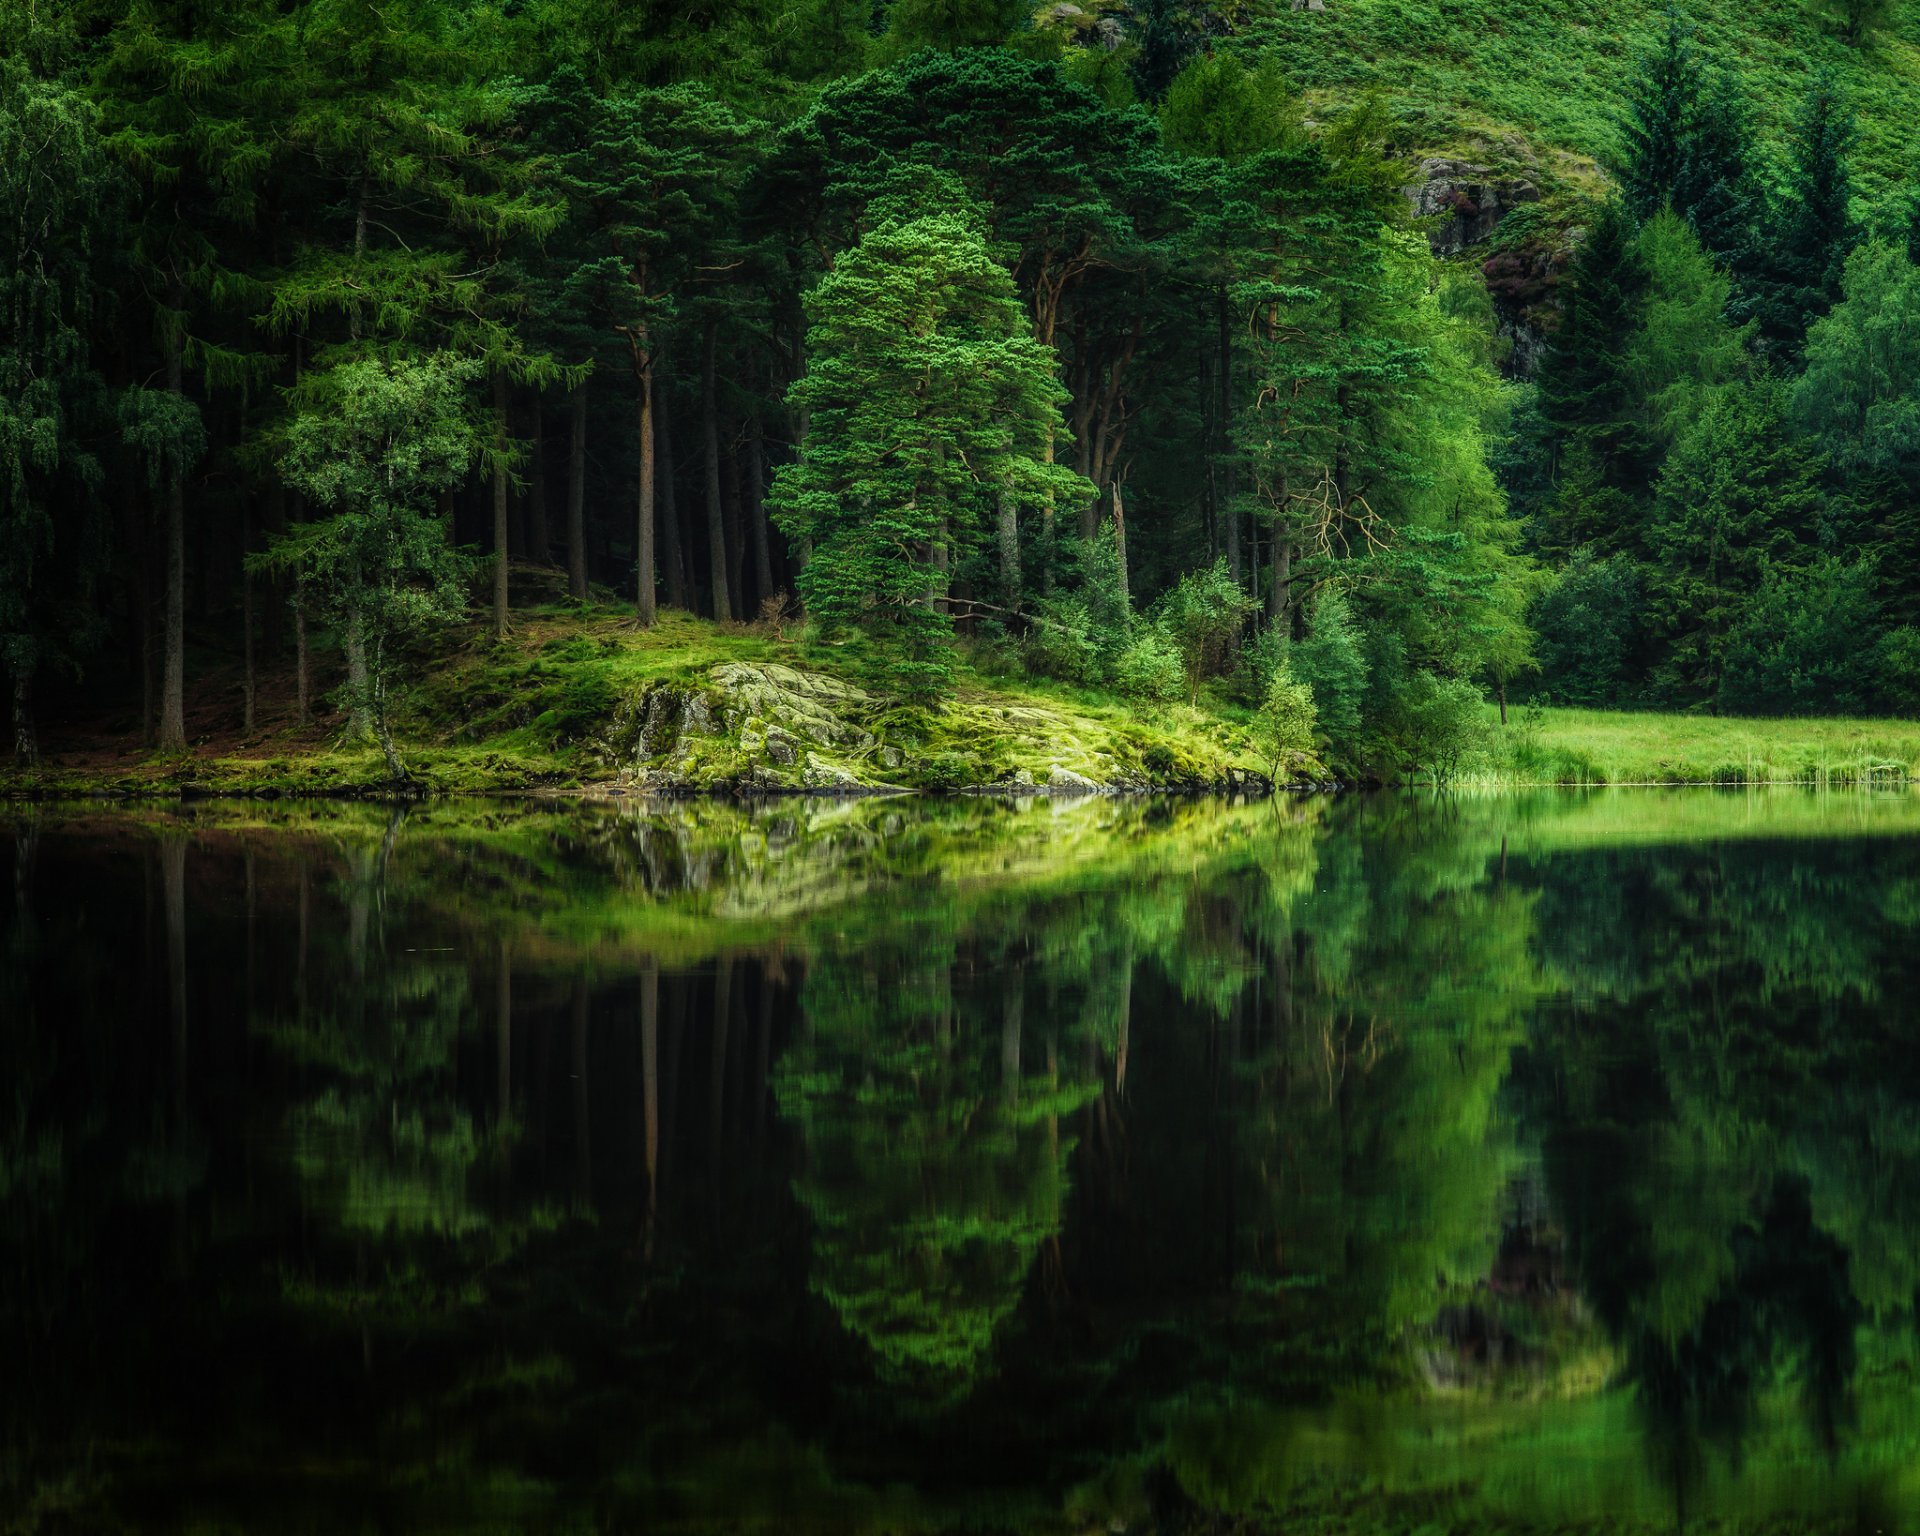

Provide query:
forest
left=6, top=0, right=1920, bottom=785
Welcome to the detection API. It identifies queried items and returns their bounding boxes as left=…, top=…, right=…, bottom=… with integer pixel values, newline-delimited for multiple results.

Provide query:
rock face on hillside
left=590, top=661, right=1296, bottom=796
left=1404, top=158, right=1541, bottom=257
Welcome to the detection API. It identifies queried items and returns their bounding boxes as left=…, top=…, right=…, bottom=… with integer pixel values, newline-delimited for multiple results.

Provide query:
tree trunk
left=241, top=498, right=256, bottom=735
left=159, top=333, right=188, bottom=755
left=1498, top=682, right=1509, bottom=725
left=997, top=490, right=1020, bottom=610
left=492, top=368, right=511, bottom=641
left=659, top=379, right=687, bottom=610
left=636, top=368, right=658, bottom=627
left=1268, top=528, right=1292, bottom=627
left=1218, top=290, right=1240, bottom=587
left=294, top=590, right=310, bottom=726
left=1112, top=478, right=1131, bottom=614
left=702, top=321, right=732, bottom=622
left=567, top=379, right=589, bottom=601
left=747, top=410, right=774, bottom=606
left=344, top=607, right=373, bottom=743
left=526, top=399, right=549, bottom=565
left=722, top=422, right=747, bottom=616
left=12, top=671, right=36, bottom=766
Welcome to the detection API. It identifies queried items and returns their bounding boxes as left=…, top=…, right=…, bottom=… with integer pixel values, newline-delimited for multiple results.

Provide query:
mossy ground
left=0, top=599, right=1279, bottom=797
left=7, top=600, right=1914, bottom=797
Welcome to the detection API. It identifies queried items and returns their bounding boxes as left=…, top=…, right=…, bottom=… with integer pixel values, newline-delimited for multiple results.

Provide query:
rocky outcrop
left=1403, top=158, right=1540, bottom=257
left=589, top=660, right=1293, bottom=796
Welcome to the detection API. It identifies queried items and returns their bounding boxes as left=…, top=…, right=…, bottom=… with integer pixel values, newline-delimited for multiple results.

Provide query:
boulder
left=1046, top=765, right=1104, bottom=794
left=1403, top=158, right=1539, bottom=257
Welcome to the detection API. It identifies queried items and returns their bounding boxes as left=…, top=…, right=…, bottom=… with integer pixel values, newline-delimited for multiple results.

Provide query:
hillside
left=1252, top=0, right=1920, bottom=212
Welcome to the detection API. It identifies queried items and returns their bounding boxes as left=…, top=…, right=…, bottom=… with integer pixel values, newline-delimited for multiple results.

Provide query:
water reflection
left=5, top=791, right=1920, bottom=1532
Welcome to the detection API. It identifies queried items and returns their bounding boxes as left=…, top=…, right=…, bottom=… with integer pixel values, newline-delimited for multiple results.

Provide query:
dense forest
left=6, top=0, right=1920, bottom=781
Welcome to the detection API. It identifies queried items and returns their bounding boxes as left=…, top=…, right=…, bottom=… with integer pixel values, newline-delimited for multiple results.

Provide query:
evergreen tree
left=258, top=353, right=482, bottom=777
left=1646, top=378, right=1824, bottom=700
left=768, top=181, right=1089, bottom=700
left=1619, top=10, right=1699, bottom=225
left=1756, top=72, right=1860, bottom=362
left=1534, top=200, right=1650, bottom=553
left=0, top=50, right=121, bottom=762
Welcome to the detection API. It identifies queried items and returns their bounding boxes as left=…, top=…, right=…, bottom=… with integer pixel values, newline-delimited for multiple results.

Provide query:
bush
left=1236, top=622, right=1290, bottom=706
left=1395, top=671, right=1490, bottom=783
left=1719, top=556, right=1883, bottom=715
left=1877, top=626, right=1920, bottom=714
left=1021, top=594, right=1105, bottom=685
left=1532, top=548, right=1644, bottom=706
left=1156, top=558, right=1256, bottom=702
left=1292, top=592, right=1369, bottom=758
left=1113, top=623, right=1186, bottom=702
left=1253, top=667, right=1318, bottom=780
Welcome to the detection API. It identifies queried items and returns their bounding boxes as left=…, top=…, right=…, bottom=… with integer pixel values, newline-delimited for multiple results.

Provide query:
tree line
left=3, top=0, right=1916, bottom=780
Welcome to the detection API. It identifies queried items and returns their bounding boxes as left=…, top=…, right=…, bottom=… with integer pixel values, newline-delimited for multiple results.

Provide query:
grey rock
left=1402, top=158, right=1539, bottom=256
left=803, top=754, right=863, bottom=790
left=879, top=744, right=904, bottom=770
left=1046, top=765, right=1103, bottom=794
left=764, top=728, right=799, bottom=768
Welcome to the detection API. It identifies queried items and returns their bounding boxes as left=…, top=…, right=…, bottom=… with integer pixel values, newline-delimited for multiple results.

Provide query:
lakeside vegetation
left=5, top=0, right=1920, bottom=787
left=3, top=604, right=1918, bottom=796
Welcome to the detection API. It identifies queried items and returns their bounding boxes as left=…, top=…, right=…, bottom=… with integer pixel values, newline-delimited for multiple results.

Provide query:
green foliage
left=1386, top=670, right=1491, bottom=783
left=260, top=352, right=484, bottom=773
left=1754, top=71, right=1862, bottom=360
left=1719, top=555, right=1886, bottom=714
left=770, top=180, right=1089, bottom=701
left=1532, top=549, right=1645, bottom=706
left=1155, top=558, right=1256, bottom=704
left=1291, top=591, right=1369, bottom=759
left=0, top=48, right=119, bottom=733
left=1646, top=376, right=1825, bottom=704
left=1252, top=665, right=1318, bottom=780
left=1112, top=623, right=1186, bottom=703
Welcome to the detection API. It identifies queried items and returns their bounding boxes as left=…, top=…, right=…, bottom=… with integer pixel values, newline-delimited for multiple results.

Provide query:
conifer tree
left=1619, top=11, right=1699, bottom=225
left=1756, top=72, right=1860, bottom=362
left=1535, top=201, right=1651, bottom=553
left=0, top=51, right=120, bottom=762
left=768, top=181, right=1089, bottom=700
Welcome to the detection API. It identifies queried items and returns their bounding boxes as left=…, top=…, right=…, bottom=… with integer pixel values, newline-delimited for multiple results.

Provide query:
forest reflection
left=6, top=791, right=1920, bottom=1533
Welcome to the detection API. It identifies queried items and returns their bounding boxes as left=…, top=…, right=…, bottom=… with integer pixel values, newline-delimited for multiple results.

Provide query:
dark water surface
left=7, top=790, right=1920, bottom=1534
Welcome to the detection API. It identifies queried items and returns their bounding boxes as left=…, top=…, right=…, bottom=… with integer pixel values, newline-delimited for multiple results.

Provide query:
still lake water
left=6, top=790, right=1920, bottom=1534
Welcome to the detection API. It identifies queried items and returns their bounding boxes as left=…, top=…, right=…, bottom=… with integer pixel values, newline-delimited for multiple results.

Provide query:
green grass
left=1250, top=0, right=1920, bottom=217
left=1492, top=704, right=1920, bottom=785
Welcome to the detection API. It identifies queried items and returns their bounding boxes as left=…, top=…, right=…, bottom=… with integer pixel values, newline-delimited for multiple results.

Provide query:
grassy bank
left=1494, top=705, right=1920, bottom=787
left=2, top=602, right=1916, bottom=797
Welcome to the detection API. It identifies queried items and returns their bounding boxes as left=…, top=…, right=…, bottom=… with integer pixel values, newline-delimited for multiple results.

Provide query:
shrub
left=1236, top=622, right=1290, bottom=705
left=1877, top=626, right=1920, bottom=714
left=1021, top=595, right=1105, bottom=685
left=1253, top=667, right=1318, bottom=781
left=1113, top=623, right=1186, bottom=702
left=1719, top=556, right=1883, bottom=715
left=1156, top=558, right=1256, bottom=702
left=1292, top=592, right=1369, bottom=758
left=1532, top=548, right=1644, bottom=705
left=1395, top=671, right=1490, bottom=783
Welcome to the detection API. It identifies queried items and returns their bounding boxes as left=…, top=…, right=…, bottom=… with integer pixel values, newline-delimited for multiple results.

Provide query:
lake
left=6, top=790, right=1920, bottom=1534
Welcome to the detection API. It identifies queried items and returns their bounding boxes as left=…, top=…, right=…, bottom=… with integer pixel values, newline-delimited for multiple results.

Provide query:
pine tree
left=1646, top=377, right=1824, bottom=700
left=525, top=68, right=751, bottom=626
left=0, top=49, right=121, bottom=763
left=1619, top=10, right=1698, bottom=224
left=258, top=353, right=482, bottom=778
left=1755, top=71, right=1861, bottom=362
left=767, top=181, right=1089, bottom=700
left=1535, top=200, right=1651, bottom=553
